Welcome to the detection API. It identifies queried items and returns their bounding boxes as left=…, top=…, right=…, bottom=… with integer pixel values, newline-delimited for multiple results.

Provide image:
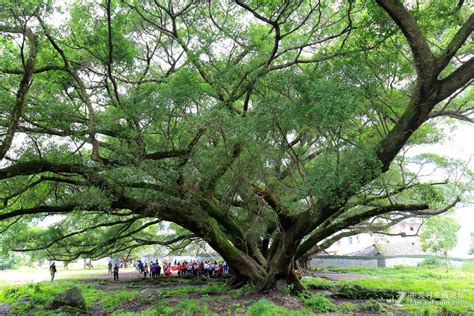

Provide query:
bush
left=420, top=257, right=443, bottom=267
left=0, top=252, right=21, bottom=270
left=298, top=293, right=337, bottom=312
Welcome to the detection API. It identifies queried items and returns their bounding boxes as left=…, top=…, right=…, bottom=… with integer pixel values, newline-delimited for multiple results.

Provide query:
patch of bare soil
left=90, top=275, right=208, bottom=292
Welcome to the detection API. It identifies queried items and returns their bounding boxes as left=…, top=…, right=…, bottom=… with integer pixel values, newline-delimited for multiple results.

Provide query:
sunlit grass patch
left=100, top=290, right=140, bottom=312
left=161, top=281, right=229, bottom=298
left=306, top=265, right=474, bottom=315
left=301, top=276, right=333, bottom=289
left=175, top=298, right=210, bottom=314
left=0, top=280, right=105, bottom=313
left=298, top=292, right=337, bottom=312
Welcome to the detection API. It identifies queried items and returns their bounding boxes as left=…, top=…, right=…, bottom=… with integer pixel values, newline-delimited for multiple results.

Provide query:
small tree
left=420, top=216, right=460, bottom=272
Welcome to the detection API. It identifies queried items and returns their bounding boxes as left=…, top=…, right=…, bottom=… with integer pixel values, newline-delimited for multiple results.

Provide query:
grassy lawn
left=0, top=264, right=472, bottom=315
left=306, top=263, right=474, bottom=315
left=0, top=280, right=106, bottom=314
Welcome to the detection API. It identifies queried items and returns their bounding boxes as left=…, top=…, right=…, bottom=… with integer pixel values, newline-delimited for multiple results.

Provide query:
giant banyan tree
left=0, top=0, right=473, bottom=291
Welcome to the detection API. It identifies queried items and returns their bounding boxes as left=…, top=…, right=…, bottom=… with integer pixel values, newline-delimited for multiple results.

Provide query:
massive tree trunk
left=224, top=248, right=305, bottom=292
left=212, top=228, right=306, bottom=292
left=257, top=232, right=305, bottom=292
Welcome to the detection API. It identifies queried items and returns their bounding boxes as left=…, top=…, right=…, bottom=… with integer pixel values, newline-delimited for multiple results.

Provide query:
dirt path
left=79, top=269, right=148, bottom=281
left=304, top=272, right=376, bottom=281
left=0, top=268, right=146, bottom=285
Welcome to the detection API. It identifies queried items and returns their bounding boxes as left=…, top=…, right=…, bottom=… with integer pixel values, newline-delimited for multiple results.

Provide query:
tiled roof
left=376, top=240, right=433, bottom=256
left=346, top=244, right=381, bottom=256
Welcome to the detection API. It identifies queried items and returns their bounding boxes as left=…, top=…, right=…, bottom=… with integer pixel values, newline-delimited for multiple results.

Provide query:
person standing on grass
left=143, top=263, right=149, bottom=278
left=156, top=261, right=161, bottom=276
left=108, top=261, right=113, bottom=274
left=150, top=262, right=157, bottom=278
left=113, top=264, right=119, bottom=281
left=164, top=263, right=171, bottom=276
left=49, top=262, right=57, bottom=281
left=137, top=260, right=144, bottom=274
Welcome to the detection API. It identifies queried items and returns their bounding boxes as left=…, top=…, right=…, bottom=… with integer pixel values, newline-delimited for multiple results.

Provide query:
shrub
left=420, top=257, right=443, bottom=267
left=0, top=252, right=21, bottom=270
left=298, top=293, right=337, bottom=312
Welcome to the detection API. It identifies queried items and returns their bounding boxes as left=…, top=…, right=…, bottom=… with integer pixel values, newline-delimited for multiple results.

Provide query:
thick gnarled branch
left=0, top=25, right=38, bottom=160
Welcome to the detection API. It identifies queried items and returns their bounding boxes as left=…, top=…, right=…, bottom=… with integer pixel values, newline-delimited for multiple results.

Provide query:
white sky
left=445, top=124, right=474, bottom=258
left=416, top=122, right=474, bottom=258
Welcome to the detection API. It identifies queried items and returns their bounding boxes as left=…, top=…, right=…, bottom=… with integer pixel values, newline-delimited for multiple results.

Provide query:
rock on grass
left=48, top=287, right=87, bottom=312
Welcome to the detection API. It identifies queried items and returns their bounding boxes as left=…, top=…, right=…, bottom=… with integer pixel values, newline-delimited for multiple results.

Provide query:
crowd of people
left=108, top=258, right=229, bottom=281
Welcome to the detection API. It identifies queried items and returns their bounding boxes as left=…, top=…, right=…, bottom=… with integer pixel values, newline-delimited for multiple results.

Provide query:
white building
left=325, top=218, right=428, bottom=256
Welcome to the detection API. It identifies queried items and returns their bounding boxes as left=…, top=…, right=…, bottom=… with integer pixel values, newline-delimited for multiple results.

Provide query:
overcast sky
left=419, top=122, right=474, bottom=258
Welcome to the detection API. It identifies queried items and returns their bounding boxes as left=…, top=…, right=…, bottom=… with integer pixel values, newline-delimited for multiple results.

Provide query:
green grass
left=119, top=299, right=211, bottom=316
left=114, top=310, right=162, bottom=316
left=0, top=280, right=139, bottom=314
left=161, top=281, right=229, bottom=297
left=175, top=298, right=211, bottom=314
left=100, top=290, right=139, bottom=311
left=247, top=299, right=313, bottom=316
left=2, top=265, right=472, bottom=315
left=298, top=292, right=337, bottom=312
left=306, top=265, right=474, bottom=315
left=0, top=280, right=105, bottom=314
left=461, top=260, right=474, bottom=273
left=316, top=264, right=471, bottom=279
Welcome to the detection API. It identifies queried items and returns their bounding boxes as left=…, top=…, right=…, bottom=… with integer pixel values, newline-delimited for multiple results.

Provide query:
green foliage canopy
left=0, top=0, right=473, bottom=289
